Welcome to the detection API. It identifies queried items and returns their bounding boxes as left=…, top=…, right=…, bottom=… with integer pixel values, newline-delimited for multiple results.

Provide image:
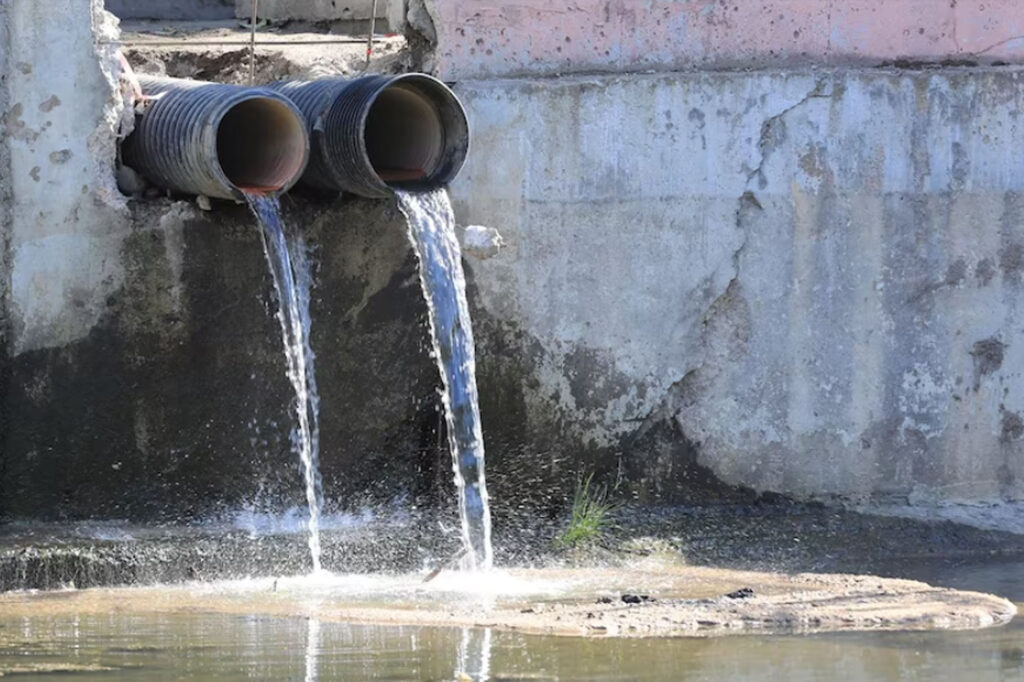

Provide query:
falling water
left=246, top=194, right=324, bottom=573
left=397, top=189, right=493, bottom=570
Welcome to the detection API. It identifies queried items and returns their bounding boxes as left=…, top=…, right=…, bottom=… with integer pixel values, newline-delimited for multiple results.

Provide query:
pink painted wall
left=431, top=0, right=1024, bottom=79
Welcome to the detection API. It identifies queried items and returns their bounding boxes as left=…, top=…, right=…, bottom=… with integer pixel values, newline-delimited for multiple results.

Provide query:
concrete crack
left=627, top=191, right=757, bottom=442
left=746, top=78, right=832, bottom=189
left=729, top=190, right=758, bottom=282
left=971, top=35, right=1024, bottom=57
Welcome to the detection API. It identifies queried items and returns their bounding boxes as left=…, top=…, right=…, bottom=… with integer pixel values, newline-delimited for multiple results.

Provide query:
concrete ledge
left=431, top=0, right=1024, bottom=80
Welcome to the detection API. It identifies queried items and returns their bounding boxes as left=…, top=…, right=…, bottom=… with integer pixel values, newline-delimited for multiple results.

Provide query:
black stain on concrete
left=1001, top=408, right=1024, bottom=443
left=975, top=257, right=996, bottom=286
left=0, top=197, right=442, bottom=521
left=999, top=242, right=1024, bottom=284
left=944, top=257, right=967, bottom=286
left=971, top=337, right=1006, bottom=390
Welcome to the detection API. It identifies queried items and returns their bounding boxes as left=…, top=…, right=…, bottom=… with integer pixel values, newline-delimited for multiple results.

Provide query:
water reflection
left=456, top=627, right=493, bottom=681
left=305, top=617, right=319, bottom=682
left=2, top=559, right=1024, bottom=680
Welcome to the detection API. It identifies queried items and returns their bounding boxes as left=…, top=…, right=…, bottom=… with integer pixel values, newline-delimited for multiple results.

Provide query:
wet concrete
left=2, top=196, right=444, bottom=521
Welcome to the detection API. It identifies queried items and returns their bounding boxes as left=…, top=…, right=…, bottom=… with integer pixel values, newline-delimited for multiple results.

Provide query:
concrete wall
left=450, top=68, right=1024, bottom=507
left=426, top=0, right=1024, bottom=79
left=6, top=0, right=1024, bottom=522
left=1, top=1, right=128, bottom=357
left=2, top=197, right=447, bottom=521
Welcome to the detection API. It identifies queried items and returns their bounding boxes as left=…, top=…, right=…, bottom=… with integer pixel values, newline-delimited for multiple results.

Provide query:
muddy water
left=1, top=559, right=1023, bottom=680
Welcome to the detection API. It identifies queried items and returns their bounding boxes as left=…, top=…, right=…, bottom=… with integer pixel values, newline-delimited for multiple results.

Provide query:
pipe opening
left=217, top=97, right=308, bottom=193
left=363, top=77, right=468, bottom=190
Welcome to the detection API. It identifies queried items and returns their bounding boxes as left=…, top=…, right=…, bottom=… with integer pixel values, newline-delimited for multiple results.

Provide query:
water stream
left=246, top=194, right=324, bottom=573
left=397, top=189, right=494, bottom=570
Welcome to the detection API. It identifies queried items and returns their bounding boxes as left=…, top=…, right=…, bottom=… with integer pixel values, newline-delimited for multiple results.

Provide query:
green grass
left=556, top=472, right=618, bottom=549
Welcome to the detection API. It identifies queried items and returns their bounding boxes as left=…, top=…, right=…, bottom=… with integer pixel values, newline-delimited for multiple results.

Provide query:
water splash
left=246, top=194, right=324, bottom=573
left=397, top=189, right=493, bottom=570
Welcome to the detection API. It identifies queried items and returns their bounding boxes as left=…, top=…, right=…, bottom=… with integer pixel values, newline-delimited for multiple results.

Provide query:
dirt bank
left=0, top=565, right=1014, bottom=638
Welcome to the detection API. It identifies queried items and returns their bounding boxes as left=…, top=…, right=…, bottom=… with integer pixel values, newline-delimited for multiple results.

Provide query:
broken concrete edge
left=0, top=0, right=11, bottom=477
left=91, top=1, right=131, bottom=213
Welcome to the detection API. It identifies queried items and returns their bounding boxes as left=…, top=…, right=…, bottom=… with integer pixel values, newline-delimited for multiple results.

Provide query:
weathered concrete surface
left=428, top=0, right=1024, bottom=80
left=451, top=67, right=1024, bottom=508
left=2, top=196, right=449, bottom=520
left=1, top=1, right=128, bottom=357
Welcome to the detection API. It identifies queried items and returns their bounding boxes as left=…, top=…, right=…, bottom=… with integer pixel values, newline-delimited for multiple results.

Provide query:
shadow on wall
left=105, top=0, right=235, bottom=21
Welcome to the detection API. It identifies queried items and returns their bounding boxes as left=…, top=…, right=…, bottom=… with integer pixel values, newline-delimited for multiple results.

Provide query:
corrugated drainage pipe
left=271, top=74, right=469, bottom=198
left=122, top=76, right=310, bottom=200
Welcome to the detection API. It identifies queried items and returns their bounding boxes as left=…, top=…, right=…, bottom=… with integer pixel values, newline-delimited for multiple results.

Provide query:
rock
left=725, top=587, right=755, bottom=599
left=621, top=593, right=654, bottom=604
left=115, top=165, right=147, bottom=196
left=462, top=225, right=504, bottom=259
left=195, top=194, right=212, bottom=211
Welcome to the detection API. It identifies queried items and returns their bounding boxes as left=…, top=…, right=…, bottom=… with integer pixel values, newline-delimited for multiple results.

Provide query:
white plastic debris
left=462, top=225, right=505, bottom=259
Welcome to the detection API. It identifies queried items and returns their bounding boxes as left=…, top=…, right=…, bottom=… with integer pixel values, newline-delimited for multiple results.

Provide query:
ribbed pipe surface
left=272, top=74, right=470, bottom=198
left=123, top=76, right=310, bottom=200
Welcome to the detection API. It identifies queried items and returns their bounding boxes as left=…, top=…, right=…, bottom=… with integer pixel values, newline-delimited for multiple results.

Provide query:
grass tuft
left=556, top=473, right=618, bottom=549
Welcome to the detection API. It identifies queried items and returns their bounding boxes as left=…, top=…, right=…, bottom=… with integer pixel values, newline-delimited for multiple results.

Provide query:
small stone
left=462, top=225, right=505, bottom=259
left=196, top=194, right=212, bottom=211
left=115, top=165, right=147, bottom=196
left=725, top=587, right=755, bottom=599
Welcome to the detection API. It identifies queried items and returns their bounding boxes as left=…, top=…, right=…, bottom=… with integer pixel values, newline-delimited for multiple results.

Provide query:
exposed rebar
left=248, top=0, right=258, bottom=85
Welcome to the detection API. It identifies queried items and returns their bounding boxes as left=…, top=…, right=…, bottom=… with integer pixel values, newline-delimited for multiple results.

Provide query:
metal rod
left=365, top=0, right=378, bottom=70
left=248, top=0, right=258, bottom=84
left=421, top=548, right=467, bottom=583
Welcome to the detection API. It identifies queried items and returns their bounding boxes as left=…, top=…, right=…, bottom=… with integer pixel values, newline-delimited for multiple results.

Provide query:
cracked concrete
left=7, top=0, right=1024, bottom=526
left=451, top=66, right=1024, bottom=514
left=746, top=78, right=832, bottom=190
